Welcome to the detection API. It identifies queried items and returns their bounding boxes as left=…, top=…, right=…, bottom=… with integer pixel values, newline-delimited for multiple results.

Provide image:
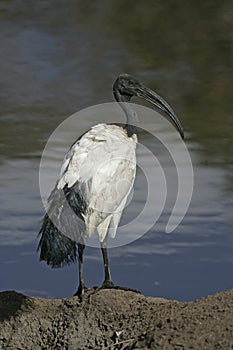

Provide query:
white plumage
left=57, top=123, right=137, bottom=242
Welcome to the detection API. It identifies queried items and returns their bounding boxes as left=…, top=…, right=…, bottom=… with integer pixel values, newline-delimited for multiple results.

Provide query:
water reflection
left=0, top=1, right=232, bottom=300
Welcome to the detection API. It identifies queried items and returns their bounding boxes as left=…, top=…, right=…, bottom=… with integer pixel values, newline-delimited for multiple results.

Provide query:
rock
left=0, top=289, right=233, bottom=349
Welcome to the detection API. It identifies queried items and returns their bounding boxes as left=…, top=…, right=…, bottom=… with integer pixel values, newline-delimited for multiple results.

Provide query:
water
left=0, top=1, right=232, bottom=301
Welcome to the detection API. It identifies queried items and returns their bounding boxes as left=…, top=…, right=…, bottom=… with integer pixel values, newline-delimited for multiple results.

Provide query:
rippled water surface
left=0, top=1, right=232, bottom=301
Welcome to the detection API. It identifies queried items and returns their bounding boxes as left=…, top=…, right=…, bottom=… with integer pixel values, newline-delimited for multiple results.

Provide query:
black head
left=113, top=74, right=142, bottom=101
left=113, top=73, right=184, bottom=139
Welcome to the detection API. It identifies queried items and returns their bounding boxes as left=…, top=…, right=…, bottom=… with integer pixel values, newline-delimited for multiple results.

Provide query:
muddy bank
left=0, top=288, right=232, bottom=349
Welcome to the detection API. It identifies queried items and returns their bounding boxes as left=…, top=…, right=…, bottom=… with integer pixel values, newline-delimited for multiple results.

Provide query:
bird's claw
left=94, top=280, right=115, bottom=293
left=94, top=281, right=141, bottom=294
left=73, top=285, right=88, bottom=299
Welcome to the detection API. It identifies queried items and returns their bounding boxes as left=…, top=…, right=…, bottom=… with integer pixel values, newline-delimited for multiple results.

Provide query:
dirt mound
left=0, top=288, right=232, bottom=349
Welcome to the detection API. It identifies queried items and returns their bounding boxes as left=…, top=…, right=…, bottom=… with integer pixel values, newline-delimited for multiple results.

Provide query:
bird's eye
left=119, top=82, right=126, bottom=92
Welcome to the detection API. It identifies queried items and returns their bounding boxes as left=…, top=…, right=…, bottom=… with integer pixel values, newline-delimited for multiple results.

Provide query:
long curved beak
left=137, top=86, right=184, bottom=139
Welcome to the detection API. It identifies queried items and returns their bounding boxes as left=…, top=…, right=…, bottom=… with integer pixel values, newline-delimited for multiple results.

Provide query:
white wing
left=56, top=123, right=137, bottom=242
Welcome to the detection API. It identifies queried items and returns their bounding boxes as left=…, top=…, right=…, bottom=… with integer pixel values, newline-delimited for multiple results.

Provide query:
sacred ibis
left=38, top=73, right=184, bottom=296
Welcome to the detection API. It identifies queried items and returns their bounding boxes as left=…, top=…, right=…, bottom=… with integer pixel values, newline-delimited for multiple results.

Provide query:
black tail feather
left=37, top=214, right=77, bottom=268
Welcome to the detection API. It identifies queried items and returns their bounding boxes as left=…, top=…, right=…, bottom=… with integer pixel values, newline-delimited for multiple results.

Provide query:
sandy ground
left=0, top=288, right=233, bottom=349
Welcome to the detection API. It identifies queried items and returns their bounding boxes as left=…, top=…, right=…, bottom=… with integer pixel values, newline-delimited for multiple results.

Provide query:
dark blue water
left=0, top=1, right=232, bottom=301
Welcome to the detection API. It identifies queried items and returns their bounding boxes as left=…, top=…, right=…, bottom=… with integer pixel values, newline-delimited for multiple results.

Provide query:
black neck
left=113, top=90, right=137, bottom=137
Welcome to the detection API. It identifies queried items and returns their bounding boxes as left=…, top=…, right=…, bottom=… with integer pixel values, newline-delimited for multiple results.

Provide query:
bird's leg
left=73, top=242, right=87, bottom=297
left=100, top=240, right=114, bottom=288
left=95, top=240, right=141, bottom=294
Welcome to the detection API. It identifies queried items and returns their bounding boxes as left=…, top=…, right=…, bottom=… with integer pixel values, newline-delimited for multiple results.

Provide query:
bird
left=38, top=73, right=184, bottom=297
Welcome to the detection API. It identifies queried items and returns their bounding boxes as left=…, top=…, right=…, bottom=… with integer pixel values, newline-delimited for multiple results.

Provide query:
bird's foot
left=94, top=281, right=141, bottom=294
left=73, top=284, right=88, bottom=300
left=94, top=280, right=114, bottom=293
